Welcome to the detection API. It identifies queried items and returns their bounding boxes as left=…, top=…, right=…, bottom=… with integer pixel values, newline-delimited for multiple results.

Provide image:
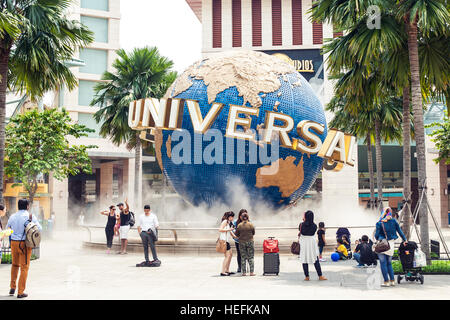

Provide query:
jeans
left=354, top=252, right=362, bottom=265
left=319, top=245, right=324, bottom=255
left=302, top=258, right=322, bottom=277
left=377, top=253, right=394, bottom=281
left=235, top=242, right=241, bottom=271
left=105, top=227, right=114, bottom=249
left=140, top=231, right=158, bottom=262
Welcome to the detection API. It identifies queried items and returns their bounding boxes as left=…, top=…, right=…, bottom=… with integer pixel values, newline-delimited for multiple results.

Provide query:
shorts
left=119, top=225, right=131, bottom=239
left=226, top=242, right=231, bottom=251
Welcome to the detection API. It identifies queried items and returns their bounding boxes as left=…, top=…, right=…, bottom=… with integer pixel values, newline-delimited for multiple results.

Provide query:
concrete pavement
left=1, top=231, right=449, bottom=300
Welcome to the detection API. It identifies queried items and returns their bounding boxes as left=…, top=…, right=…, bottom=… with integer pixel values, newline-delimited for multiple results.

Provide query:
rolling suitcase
left=263, top=237, right=280, bottom=275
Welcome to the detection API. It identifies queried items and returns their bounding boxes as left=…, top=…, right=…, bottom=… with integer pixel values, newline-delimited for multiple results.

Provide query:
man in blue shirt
left=6, top=199, right=42, bottom=298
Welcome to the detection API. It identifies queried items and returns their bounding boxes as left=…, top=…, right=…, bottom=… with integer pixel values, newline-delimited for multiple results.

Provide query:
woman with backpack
left=299, top=210, right=327, bottom=281
left=375, top=207, right=408, bottom=287
left=218, top=211, right=237, bottom=276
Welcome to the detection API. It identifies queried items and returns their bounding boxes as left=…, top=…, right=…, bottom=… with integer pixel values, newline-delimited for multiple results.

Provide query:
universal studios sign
left=128, top=97, right=356, bottom=172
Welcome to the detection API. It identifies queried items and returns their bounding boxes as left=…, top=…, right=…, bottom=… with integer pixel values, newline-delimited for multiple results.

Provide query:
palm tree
left=91, top=47, right=175, bottom=208
left=311, top=0, right=449, bottom=258
left=0, top=0, right=93, bottom=204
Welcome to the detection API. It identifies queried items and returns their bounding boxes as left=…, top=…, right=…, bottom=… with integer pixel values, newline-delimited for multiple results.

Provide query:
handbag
left=216, top=238, right=227, bottom=253
left=374, top=222, right=390, bottom=254
left=291, top=223, right=302, bottom=255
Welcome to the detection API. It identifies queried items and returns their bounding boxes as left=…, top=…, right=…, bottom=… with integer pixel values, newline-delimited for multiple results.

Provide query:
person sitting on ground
left=335, top=238, right=349, bottom=260
left=353, top=235, right=377, bottom=267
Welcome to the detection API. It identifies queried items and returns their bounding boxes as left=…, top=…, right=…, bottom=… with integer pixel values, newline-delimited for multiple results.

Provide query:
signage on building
left=261, top=49, right=324, bottom=82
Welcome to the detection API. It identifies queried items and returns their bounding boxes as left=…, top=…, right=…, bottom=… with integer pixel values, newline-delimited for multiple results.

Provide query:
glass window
left=80, top=16, right=108, bottom=43
left=78, top=80, right=99, bottom=106
left=78, top=113, right=101, bottom=138
left=79, top=48, right=108, bottom=75
left=81, top=0, right=109, bottom=11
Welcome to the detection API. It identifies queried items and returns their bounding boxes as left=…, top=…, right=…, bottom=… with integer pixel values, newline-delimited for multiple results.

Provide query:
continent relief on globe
left=255, top=156, right=304, bottom=198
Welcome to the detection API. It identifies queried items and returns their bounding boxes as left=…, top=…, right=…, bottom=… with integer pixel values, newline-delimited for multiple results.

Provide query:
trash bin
left=430, top=240, right=440, bottom=259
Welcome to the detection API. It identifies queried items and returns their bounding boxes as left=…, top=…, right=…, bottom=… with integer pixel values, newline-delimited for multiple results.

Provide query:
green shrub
left=393, top=260, right=450, bottom=273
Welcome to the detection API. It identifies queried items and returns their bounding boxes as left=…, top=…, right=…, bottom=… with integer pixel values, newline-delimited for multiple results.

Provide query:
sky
left=120, top=0, right=202, bottom=73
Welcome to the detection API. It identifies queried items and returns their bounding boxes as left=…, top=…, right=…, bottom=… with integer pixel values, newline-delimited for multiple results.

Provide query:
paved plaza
left=1, top=230, right=449, bottom=300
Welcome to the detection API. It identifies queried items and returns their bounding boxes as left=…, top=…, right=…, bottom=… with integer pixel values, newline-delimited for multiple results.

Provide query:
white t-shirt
left=138, top=212, right=159, bottom=232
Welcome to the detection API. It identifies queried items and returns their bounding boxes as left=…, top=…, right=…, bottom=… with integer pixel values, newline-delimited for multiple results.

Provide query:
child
left=317, top=222, right=326, bottom=262
left=114, top=213, right=121, bottom=237
left=335, top=238, right=349, bottom=260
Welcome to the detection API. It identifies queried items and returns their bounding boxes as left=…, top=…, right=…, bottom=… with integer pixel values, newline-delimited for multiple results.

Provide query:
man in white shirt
left=136, top=204, right=160, bottom=267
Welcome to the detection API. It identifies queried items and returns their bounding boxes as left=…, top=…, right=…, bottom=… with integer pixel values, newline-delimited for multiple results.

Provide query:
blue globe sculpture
left=155, top=50, right=327, bottom=209
left=331, top=253, right=340, bottom=262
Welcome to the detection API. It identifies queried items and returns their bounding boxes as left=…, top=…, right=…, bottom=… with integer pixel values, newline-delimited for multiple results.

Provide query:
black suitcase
left=263, top=253, right=280, bottom=275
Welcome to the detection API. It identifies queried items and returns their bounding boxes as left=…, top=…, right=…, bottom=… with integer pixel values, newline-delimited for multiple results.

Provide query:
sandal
left=220, top=273, right=228, bottom=276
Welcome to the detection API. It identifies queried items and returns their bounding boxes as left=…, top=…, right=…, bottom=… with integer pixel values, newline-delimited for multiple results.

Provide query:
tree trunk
left=374, top=118, right=383, bottom=209
left=407, top=19, right=430, bottom=261
left=134, top=132, right=142, bottom=209
left=0, top=47, right=11, bottom=206
left=401, top=85, right=412, bottom=239
left=366, top=134, right=376, bottom=209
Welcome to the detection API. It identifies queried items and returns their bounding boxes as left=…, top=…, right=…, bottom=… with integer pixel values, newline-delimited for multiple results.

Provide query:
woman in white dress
left=219, top=211, right=236, bottom=276
left=299, top=210, right=327, bottom=281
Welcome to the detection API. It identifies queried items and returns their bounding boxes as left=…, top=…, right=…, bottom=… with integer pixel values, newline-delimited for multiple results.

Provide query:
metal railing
left=81, top=224, right=376, bottom=246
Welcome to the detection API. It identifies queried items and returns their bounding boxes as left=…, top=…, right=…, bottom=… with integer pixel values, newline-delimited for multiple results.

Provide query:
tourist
left=317, top=222, right=326, bottom=262
left=353, top=235, right=377, bottom=267
left=233, top=209, right=246, bottom=273
left=6, top=199, right=42, bottom=298
left=0, top=205, right=6, bottom=265
left=299, top=211, right=327, bottom=281
left=335, top=238, right=349, bottom=260
left=100, top=205, right=117, bottom=254
left=219, top=211, right=236, bottom=276
left=235, top=212, right=255, bottom=276
left=117, top=199, right=131, bottom=254
left=375, top=207, right=407, bottom=287
left=136, top=204, right=161, bottom=267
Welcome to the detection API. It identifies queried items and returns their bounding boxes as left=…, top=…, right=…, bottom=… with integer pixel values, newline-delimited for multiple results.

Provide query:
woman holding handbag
left=299, top=211, right=327, bottom=281
left=375, top=207, right=408, bottom=287
left=218, top=211, right=236, bottom=276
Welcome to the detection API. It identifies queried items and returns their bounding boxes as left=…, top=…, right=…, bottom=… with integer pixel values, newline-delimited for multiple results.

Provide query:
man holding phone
left=136, top=204, right=160, bottom=267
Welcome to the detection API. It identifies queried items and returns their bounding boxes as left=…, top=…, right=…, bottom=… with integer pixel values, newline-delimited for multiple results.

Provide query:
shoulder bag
left=290, top=223, right=302, bottom=255
left=374, top=222, right=390, bottom=254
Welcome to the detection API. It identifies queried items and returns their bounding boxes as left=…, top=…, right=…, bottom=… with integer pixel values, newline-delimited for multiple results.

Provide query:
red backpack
left=263, top=237, right=279, bottom=253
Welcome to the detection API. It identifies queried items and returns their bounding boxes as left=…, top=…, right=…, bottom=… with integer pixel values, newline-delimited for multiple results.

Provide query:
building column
left=50, top=175, right=69, bottom=230
left=426, top=135, right=448, bottom=228
left=100, top=162, right=114, bottom=208
left=321, top=150, right=360, bottom=208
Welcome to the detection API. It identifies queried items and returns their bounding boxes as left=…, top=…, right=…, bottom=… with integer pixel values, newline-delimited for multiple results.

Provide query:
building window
left=77, top=113, right=101, bottom=138
left=80, top=16, right=109, bottom=43
left=252, top=0, right=262, bottom=47
left=81, top=0, right=109, bottom=11
left=312, top=21, right=323, bottom=44
left=333, top=25, right=343, bottom=38
left=212, top=0, right=222, bottom=48
left=232, top=0, right=242, bottom=47
left=292, top=0, right=302, bottom=45
left=78, top=80, right=99, bottom=106
left=79, top=48, right=108, bottom=75
left=272, top=0, right=282, bottom=46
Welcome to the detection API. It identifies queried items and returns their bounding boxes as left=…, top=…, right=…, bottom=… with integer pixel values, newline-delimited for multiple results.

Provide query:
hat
left=117, top=203, right=124, bottom=207
left=144, top=205, right=151, bottom=210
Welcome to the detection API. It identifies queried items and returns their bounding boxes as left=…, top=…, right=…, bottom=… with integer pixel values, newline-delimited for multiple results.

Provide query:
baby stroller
left=336, top=228, right=352, bottom=259
left=397, top=241, right=424, bottom=285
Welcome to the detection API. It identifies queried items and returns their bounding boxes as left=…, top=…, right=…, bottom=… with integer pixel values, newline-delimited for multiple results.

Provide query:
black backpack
left=128, top=212, right=136, bottom=227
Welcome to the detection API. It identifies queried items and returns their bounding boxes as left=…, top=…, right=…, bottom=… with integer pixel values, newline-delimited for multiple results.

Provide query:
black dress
left=105, top=213, right=116, bottom=248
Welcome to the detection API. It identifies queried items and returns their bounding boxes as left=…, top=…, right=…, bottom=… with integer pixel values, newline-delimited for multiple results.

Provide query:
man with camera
left=136, top=204, right=160, bottom=267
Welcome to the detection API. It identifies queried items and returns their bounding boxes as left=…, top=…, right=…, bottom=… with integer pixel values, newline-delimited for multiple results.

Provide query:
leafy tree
left=0, top=0, right=94, bottom=204
left=5, top=108, right=96, bottom=204
left=426, top=113, right=450, bottom=165
left=91, top=47, right=175, bottom=206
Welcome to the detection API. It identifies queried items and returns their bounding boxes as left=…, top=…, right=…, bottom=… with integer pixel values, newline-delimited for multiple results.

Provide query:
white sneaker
left=319, top=258, right=326, bottom=262
left=389, top=281, right=395, bottom=287
left=381, top=282, right=390, bottom=287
